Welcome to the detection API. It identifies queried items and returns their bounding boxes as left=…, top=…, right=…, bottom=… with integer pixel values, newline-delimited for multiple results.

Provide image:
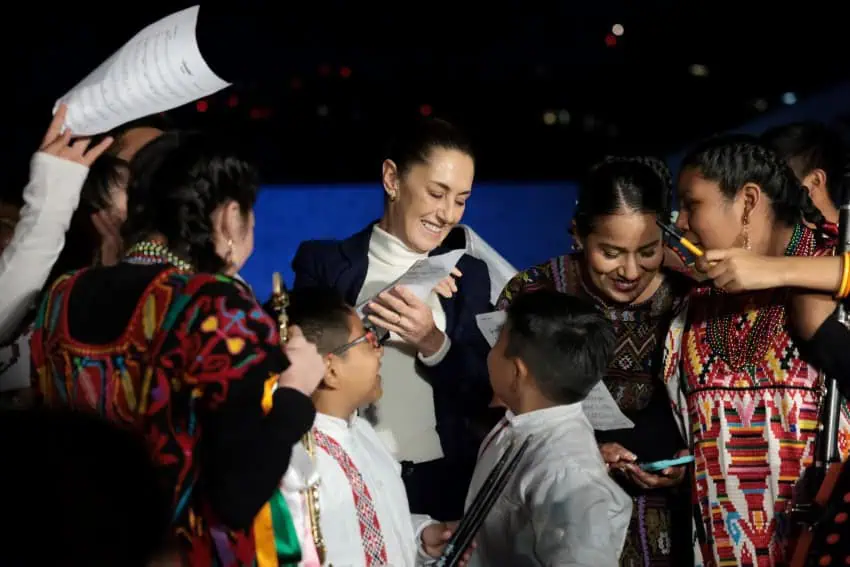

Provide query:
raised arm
left=696, top=248, right=844, bottom=295
left=0, top=107, right=112, bottom=342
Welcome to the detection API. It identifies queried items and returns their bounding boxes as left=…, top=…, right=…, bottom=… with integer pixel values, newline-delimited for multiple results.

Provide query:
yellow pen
left=656, top=220, right=704, bottom=257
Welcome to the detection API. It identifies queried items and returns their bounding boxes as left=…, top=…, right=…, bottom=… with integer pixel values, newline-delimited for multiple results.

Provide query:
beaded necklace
left=703, top=223, right=812, bottom=370
left=124, top=240, right=195, bottom=273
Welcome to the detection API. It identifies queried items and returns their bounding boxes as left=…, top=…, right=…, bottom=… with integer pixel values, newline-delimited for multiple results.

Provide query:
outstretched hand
left=40, top=104, right=113, bottom=167
left=695, top=248, right=782, bottom=293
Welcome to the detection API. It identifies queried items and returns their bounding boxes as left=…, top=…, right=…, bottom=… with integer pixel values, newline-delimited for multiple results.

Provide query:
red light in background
left=249, top=107, right=273, bottom=120
left=227, top=95, right=239, bottom=108
left=419, top=104, right=432, bottom=117
left=318, top=64, right=331, bottom=77
left=196, top=100, right=208, bottom=112
left=291, top=77, right=303, bottom=90
left=340, top=66, right=352, bottom=78
left=604, top=33, right=617, bottom=47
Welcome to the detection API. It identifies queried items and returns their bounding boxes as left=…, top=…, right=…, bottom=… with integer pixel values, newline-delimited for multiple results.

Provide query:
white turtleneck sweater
left=356, top=225, right=451, bottom=464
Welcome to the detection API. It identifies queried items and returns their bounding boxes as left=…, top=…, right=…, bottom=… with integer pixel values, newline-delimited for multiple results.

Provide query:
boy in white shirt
left=280, top=287, right=471, bottom=566
left=468, top=289, right=632, bottom=567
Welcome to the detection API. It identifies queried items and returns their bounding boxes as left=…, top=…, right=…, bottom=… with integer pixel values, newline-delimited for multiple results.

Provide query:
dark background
left=4, top=0, right=848, bottom=193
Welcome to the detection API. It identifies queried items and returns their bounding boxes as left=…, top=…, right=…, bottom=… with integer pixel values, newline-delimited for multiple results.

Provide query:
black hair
left=385, top=117, right=474, bottom=177
left=45, top=153, right=130, bottom=285
left=573, top=156, right=673, bottom=237
left=680, top=134, right=824, bottom=228
left=285, top=287, right=355, bottom=355
left=761, top=122, right=849, bottom=208
left=504, top=289, right=615, bottom=405
left=0, top=408, right=170, bottom=567
left=122, top=130, right=259, bottom=274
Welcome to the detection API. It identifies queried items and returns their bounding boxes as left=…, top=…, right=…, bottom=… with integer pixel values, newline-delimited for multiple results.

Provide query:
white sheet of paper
left=356, top=249, right=465, bottom=316
left=476, top=311, right=507, bottom=348
left=582, top=382, right=634, bottom=431
left=474, top=309, right=634, bottom=431
left=55, top=5, right=230, bottom=135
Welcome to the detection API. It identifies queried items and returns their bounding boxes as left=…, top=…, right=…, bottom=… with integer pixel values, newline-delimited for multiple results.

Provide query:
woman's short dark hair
left=573, top=156, right=672, bottom=238
left=680, top=134, right=824, bottom=228
left=761, top=122, right=849, bottom=208
left=45, top=154, right=130, bottom=285
left=123, top=131, right=259, bottom=274
left=385, top=117, right=474, bottom=176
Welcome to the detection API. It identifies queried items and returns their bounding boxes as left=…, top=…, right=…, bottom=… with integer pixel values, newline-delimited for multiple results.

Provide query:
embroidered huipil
left=467, top=405, right=632, bottom=567
left=282, top=412, right=437, bottom=566
left=681, top=224, right=850, bottom=567
left=30, top=261, right=315, bottom=566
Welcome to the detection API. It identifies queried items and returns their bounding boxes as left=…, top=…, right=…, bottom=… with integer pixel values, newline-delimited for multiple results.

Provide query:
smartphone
left=638, top=455, right=695, bottom=473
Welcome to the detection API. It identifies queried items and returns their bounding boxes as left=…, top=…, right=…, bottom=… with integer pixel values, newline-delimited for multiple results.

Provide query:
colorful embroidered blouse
left=30, top=263, right=315, bottom=566
left=681, top=224, right=850, bottom=567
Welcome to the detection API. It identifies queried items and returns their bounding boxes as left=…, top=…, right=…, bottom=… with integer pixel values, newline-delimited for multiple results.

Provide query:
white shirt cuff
left=412, top=514, right=439, bottom=564
left=418, top=334, right=451, bottom=367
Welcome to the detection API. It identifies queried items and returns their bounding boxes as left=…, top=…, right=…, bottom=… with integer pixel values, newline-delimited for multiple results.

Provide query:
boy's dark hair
left=505, top=289, right=615, bottom=404
left=285, top=287, right=355, bottom=355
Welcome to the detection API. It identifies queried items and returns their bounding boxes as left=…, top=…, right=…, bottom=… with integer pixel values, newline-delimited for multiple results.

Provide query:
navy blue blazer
left=291, top=222, right=495, bottom=463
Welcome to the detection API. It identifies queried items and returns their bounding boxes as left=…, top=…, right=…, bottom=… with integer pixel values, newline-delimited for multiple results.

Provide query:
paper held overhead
left=54, top=5, right=230, bottom=136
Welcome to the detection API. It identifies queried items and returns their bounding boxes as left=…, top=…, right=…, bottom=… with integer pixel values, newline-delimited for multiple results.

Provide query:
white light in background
left=558, top=110, right=571, bottom=124
left=688, top=64, right=709, bottom=77
left=543, top=111, right=557, bottom=126
left=612, top=24, right=624, bottom=36
left=781, top=92, right=797, bottom=105
left=317, top=105, right=329, bottom=117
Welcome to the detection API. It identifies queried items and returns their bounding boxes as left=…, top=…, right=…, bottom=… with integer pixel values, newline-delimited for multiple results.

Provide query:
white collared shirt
left=282, top=412, right=436, bottom=566
left=467, top=404, right=632, bottom=567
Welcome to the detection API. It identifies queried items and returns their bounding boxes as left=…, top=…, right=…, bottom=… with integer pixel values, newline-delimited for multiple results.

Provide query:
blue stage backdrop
left=242, top=182, right=578, bottom=300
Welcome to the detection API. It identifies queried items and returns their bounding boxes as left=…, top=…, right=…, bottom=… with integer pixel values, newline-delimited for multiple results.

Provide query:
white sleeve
left=417, top=334, right=451, bottom=366
left=0, top=153, right=88, bottom=342
left=411, top=513, right=439, bottom=566
left=530, top=468, right=632, bottom=567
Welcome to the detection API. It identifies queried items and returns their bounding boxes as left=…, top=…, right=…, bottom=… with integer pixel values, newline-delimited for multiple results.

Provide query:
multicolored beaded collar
left=124, top=240, right=195, bottom=273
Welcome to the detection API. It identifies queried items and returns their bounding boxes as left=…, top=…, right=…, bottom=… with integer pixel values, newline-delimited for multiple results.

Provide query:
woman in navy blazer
left=291, top=118, right=496, bottom=521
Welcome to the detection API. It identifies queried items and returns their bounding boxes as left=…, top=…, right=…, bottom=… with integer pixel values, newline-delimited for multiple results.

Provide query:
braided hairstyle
left=122, top=131, right=259, bottom=274
left=761, top=122, right=849, bottom=210
left=680, top=134, right=825, bottom=229
left=573, top=155, right=673, bottom=238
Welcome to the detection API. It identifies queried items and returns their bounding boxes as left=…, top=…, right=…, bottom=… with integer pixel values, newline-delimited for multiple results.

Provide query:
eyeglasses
left=330, top=330, right=382, bottom=356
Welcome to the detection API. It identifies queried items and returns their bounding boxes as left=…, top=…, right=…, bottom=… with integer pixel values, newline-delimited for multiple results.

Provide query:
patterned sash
left=312, top=429, right=389, bottom=566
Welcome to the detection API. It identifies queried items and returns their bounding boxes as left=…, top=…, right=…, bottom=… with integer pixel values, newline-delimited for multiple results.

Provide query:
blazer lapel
left=338, top=222, right=376, bottom=306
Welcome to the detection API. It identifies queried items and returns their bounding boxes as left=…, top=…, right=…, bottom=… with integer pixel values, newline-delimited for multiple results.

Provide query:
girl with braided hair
left=671, top=134, right=850, bottom=567
left=29, top=131, right=327, bottom=566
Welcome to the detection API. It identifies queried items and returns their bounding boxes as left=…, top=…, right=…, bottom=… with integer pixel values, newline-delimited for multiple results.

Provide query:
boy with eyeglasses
left=277, top=287, right=472, bottom=566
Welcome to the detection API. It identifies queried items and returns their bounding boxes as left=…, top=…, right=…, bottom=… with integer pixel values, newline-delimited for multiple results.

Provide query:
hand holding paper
left=475, top=310, right=634, bottom=431
left=358, top=250, right=465, bottom=355
left=367, top=287, right=445, bottom=356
